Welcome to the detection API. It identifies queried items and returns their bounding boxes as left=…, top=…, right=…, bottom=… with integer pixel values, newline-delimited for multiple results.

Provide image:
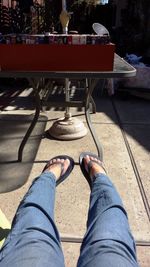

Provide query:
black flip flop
left=79, top=152, right=106, bottom=190
left=43, top=155, right=74, bottom=186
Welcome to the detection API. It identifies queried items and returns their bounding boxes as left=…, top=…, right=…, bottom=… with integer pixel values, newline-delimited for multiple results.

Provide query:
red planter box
left=0, top=44, right=115, bottom=71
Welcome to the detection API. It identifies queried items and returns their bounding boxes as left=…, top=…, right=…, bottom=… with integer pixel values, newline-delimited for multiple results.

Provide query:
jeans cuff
left=93, top=173, right=108, bottom=181
left=37, top=171, right=56, bottom=185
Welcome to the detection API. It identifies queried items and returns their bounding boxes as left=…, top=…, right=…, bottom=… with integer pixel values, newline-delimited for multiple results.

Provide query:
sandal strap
left=42, top=155, right=74, bottom=186
left=87, top=160, right=106, bottom=174
left=43, top=161, right=64, bottom=174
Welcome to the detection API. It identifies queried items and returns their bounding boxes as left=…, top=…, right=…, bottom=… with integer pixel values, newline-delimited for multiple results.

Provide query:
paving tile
left=136, top=246, right=150, bottom=267
left=62, top=242, right=80, bottom=267
left=124, top=125, right=150, bottom=207
left=0, top=113, right=47, bottom=193
left=42, top=93, right=117, bottom=124
left=94, top=123, right=150, bottom=242
left=114, top=96, right=150, bottom=124
left=90, top=95, right=117, bottom=123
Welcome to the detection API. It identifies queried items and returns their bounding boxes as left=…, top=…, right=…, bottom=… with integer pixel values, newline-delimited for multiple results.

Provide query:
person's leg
left=78, top=154, right=139, bottom=267
left=0, top=157, right=71, bottom=267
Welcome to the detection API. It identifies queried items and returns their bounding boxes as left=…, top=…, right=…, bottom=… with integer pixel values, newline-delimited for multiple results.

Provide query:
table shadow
left=0, top=114, right=47, bottom=193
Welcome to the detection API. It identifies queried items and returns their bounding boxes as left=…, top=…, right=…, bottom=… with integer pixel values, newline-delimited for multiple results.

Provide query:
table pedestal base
left=48, top=117, right=87, bottom=140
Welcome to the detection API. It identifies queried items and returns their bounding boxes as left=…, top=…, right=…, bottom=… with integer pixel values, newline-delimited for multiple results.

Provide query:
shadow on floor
left=0, top=114, right=47, bottom=193
left=93, top=90, right=150, bottom=153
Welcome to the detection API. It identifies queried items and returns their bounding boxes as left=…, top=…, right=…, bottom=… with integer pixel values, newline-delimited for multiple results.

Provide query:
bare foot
left=44, top=158, right=70, bottom=179
left=84, top=155, right=106, bottom=178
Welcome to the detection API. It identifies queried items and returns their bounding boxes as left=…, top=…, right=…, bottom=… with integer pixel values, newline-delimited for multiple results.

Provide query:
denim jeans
left=0, top=171, right=139, bottom=267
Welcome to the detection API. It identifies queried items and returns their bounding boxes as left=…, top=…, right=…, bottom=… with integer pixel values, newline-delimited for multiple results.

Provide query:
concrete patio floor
left=0, top=84, right=150, bottom=266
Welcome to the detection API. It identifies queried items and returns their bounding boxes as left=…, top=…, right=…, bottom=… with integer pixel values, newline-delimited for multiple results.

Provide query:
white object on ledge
left=92, top=23, right=110, bottom=36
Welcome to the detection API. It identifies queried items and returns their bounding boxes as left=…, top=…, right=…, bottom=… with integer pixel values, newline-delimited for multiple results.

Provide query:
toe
left=61, top=158, right=70, bottom=175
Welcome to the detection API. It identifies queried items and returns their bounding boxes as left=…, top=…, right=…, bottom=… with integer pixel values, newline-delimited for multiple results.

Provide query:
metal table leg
left=18, top=78, right=41, bottom=162
left=85, top=78, right=103, bottom=161
left=85, top=78, right=96, bottom=114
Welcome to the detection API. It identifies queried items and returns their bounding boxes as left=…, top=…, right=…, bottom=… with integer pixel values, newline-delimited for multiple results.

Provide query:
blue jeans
left=0, top=171, right=139, bottom=267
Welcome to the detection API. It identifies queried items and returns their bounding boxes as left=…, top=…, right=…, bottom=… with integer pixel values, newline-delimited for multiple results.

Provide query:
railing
left=0, top=0, right=46, bottom=34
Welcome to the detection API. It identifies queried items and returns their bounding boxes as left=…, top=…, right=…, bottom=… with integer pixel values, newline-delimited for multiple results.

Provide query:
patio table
left=0, top=54, right=136, bottom=162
